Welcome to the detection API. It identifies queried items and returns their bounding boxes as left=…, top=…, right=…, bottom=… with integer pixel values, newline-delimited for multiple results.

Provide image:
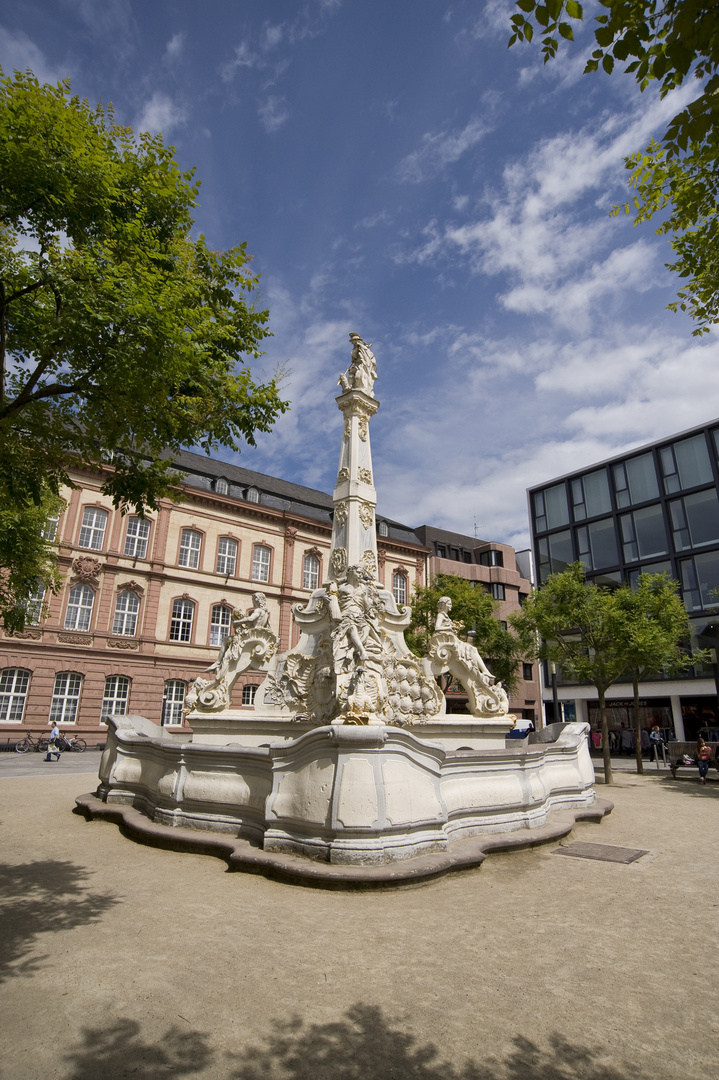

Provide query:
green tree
left=407, top=573, right=523, bottom=695
left=509, top=1, right=719, bottom=334
left=0, top=490, right=64, bottom=633
left=511, top=563, right=629, bottom=783
left=0, top=71, right=288, bottom=627
left=615, top=572, right=702, bottom=773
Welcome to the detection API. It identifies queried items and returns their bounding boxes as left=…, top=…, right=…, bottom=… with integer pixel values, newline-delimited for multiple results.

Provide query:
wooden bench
left=667, top=741, right=719, bottom=779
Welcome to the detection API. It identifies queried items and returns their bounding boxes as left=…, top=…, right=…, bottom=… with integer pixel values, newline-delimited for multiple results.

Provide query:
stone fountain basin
left=76, top=717, right=603, bottom=880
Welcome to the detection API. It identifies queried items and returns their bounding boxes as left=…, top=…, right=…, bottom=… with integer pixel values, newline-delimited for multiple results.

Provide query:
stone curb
left=74, top=793, right=614, bottom=889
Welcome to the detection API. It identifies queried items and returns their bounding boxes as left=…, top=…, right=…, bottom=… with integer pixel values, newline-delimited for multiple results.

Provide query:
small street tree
left=615, top=572, right=702, bottom=773
left=511, top=563, right=629, bottom=783
left=0, top=70, right=288, bottom=628
left=407, top=573, right=523, bottom=695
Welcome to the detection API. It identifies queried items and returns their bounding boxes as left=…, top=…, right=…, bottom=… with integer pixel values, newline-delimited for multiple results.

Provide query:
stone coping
left=74, top=792, right=613, bottom=889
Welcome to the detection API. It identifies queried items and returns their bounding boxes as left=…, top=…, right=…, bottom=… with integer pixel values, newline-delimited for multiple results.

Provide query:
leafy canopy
left=407, top=573, right=523, bottom=693
left=0, top=70, right=288, bottom=626
left=509, top=1, right=719, bottom=334
left=0, top=70, right=288, bottom=512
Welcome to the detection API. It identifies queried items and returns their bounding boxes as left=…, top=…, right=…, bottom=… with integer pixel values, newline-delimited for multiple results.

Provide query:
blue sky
left=3, top=0, right=718, bottom=549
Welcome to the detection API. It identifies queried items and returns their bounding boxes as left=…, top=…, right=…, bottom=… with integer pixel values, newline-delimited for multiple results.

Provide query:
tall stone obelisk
left=329, top=333, right=379, bottom=581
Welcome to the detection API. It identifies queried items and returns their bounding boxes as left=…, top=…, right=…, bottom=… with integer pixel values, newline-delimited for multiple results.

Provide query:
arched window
left=392, top=571, right=407, bottom=606
left=0, top=668, right=31, bottom=723
left=214, top=477, right=228, bottom=495
left=78, top=507, right=108, bottom=550
left=124, top=517, right=150, bottom=559
left=242, top=684, right=258, bottom=705
left=64, top=584, right=95, bottom=631
left=178, top=529, right=202, bottom=569
left=169, top=599, right=194, bottom=642
left=49, top=672, right=82, bottom=724
left=246, top=487, right=259, bottom=504
left=377, top=520, right=389, bottom=538
left=252, top=545, right=271, bottom=583
left=161, top=680, right=185, bottom=725
left=210, top=604, right=232, bottom=647
left=42, top=512, right=61, bottom=542
left=112, top=591, right=140, bottom=636
left=101, top=676, right=130, bottom=721
left=216, top=537, right=238, bottom=576
left=303, top=553, right=320, bottom=590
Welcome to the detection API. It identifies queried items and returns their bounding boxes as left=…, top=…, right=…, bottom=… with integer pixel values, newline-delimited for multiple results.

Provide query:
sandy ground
left=1, top=760, right=717, bottom=1080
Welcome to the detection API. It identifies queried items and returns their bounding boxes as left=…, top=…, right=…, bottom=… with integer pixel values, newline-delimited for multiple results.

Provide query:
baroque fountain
left=77, top=334, right=608, bottom=884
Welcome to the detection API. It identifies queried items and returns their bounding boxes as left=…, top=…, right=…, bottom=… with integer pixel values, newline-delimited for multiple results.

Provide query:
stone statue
left=327, top=564, right=384, bottom=675
left=338, top=332, right=377, bottom=396
left=428, top=596, right=509, bottom=717
left=185, top=593, right=277, bottom=713
left=434, top=596, right=495, bottom=683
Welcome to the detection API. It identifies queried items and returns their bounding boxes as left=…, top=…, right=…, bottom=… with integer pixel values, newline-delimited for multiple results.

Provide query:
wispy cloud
left=165, top=32, right=185, bottom=62
left=258, top=95, right=289, bottom=133
left=134, top=91, right=186, bottom=136
left=396, top=117, right=492, bottom=183
left=0, top=25, right=70, bottom=85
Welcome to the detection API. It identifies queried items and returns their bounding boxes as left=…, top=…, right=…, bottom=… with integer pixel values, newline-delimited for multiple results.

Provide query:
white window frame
left=112, top=590, right=140, bottom=636
left=78, top=507, right=108, bottom=550
left=101, top=675, right=130, bottom=722
left=209, top=604, right=232, bottom=648
left=24, top=583, right=46, bottom=625
left=214, top=478, right=228, bottom=495
left=303, top=554, right=320, bottom=591
left=246, top=487, right=259, bottom=504
left=178, top=529, right=202, bottom=569
left=252, top=545, right=271, bottom=583
left=64, top=584, right=95, bottom=631
left=49, top=672, right=82, bottom=724
left=392, top=571, right=407, bottom=606
left=161, top=680, right=185, bottom=725
left=0, top=668, right=31, bottom=723
left=169, top=599, right=194, bottom=642
left=124, top=517, right=150, bottom=559
left=216, top=537, right=238, bottom=576
left=242, top=684, right=258, bottom=706
left=42, top=513, right=60, bottom=542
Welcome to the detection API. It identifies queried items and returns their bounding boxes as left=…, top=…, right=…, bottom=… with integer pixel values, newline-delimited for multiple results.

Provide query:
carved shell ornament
left=72, top=556, right=102, bottom=582
left=359, top=501, right=374, bottom=529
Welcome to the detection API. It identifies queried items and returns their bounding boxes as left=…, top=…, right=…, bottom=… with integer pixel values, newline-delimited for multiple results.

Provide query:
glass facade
left=529, top=422, right=719, bottom=686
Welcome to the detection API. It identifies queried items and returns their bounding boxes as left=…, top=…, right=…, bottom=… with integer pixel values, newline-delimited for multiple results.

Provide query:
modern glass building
left=528, top=419, right=719, bottom=741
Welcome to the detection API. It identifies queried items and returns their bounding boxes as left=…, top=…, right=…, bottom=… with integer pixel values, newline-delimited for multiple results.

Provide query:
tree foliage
left=407, top=573, right=523, bottom=694
left=0, top=490, right=64, bottom=634
left=0, top=70, right=288, bottom=626
left=509, top=1, right=719, bottom=334
left=615, top=572, right=701, bottom=771
left=512, top=563, right=700, bottom=781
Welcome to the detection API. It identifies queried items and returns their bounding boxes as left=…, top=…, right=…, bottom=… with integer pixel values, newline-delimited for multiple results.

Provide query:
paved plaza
left=1, top=754, right=717, bottom=1080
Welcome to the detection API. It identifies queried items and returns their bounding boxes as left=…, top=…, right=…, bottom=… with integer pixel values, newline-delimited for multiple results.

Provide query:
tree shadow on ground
left=64, top=1018, right=213, bottom=1079
left=660, top=775, right=719, bottom=800
left=60, top=1004, right=660, bottom=1080
left=227, top=1004, right=654, bottom=1080
left=0, top=860, right=120, bottom=983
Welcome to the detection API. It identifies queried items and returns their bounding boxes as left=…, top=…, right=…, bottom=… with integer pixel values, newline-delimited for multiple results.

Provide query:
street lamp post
left=550, top=661, right=560, bottom=725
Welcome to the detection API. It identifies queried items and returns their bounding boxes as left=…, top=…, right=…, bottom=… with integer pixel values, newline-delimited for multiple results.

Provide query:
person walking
left=696, top=736, right=711, bottom=784
left=45, top=722, right=62, bottom=762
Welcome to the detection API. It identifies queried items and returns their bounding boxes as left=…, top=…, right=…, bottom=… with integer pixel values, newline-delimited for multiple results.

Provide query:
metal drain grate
left=553, top=842, right=649, bottom=864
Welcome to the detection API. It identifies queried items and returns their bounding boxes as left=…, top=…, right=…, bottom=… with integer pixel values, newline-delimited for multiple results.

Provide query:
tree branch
left=0, top=279, right=45, bottom=310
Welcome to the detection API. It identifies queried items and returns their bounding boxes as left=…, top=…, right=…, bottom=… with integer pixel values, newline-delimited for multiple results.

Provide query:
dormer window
left=246, top=487, right=259, bottom=504
left=214, top=478, right=228, bottom=495
left=377, top=520, right=389, bottom=538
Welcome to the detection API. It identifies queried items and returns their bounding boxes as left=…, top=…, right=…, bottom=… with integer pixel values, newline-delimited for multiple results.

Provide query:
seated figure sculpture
left=185, top=593, right=277, bottom=713
left=338, top=332, right=377, bottom=396
left=428, top=596, right=509, bottom=717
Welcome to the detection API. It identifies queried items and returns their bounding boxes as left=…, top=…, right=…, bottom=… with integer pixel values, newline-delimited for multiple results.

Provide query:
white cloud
left=0, top=26, right=70, bottom=85
left=165, top=32, right=185, bottom=61
left=258, top=95, right=289, bottom=132
left=134, top=91, right=186, bottom=136
left=397, top=117, right=492, bottom=183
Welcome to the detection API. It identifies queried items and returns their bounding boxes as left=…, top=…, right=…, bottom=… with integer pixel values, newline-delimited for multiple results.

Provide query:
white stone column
left=329, top=388, right=380, bottom=580
left=574, top=698, right=589, bottom=727
left=670, top=695, right=685, bottom=740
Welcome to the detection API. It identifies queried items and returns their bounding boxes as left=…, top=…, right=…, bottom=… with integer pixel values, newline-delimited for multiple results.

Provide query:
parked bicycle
left=15, top=732, right=86, bottom=753
left=57, top=734, right=87, bottom=753
left=15, top=733, right=49, bottom=754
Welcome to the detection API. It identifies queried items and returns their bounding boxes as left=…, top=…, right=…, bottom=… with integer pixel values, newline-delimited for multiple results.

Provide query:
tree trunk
left=633, top=674, right=644, bottom=775
left=599, top=685, right=613, bottom=785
